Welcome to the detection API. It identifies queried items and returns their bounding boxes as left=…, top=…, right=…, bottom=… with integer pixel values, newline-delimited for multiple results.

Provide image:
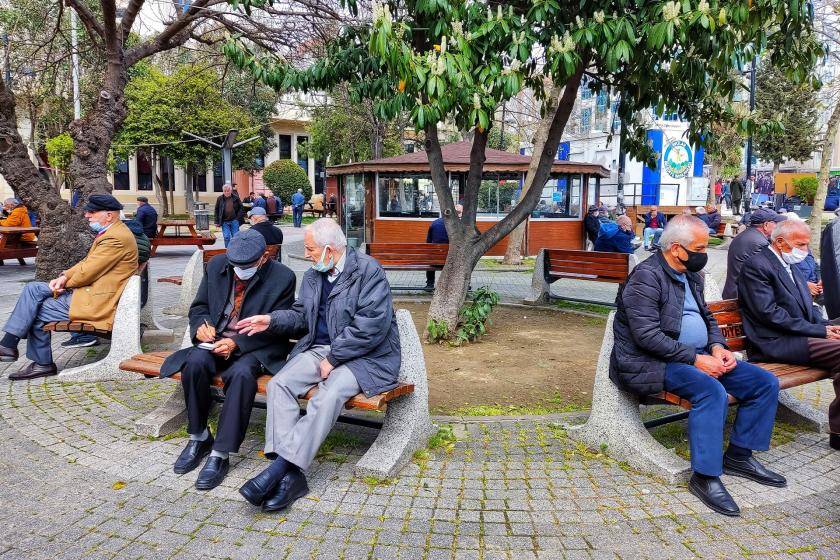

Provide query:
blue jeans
left=664, top=360, right=779, bottom=476
left=292, top=206, right=303, bottom=228
left=3, top=282, right=71, bottom=365
left=221, top=220, right=240, bottom=247
left=643, top=227, right=663, bottom=249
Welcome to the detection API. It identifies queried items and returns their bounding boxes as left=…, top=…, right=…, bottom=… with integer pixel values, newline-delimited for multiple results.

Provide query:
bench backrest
left=544, top=249, right=630, bottom=283
left=707, top=299, right=747, bottom=352
left=366, top=243, right=449, bottom=266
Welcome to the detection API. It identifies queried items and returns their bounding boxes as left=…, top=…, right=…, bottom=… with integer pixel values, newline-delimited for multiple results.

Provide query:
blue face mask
left=89, top=221, right=105, bottom=233
left=312, top=244, right=335, bottom=272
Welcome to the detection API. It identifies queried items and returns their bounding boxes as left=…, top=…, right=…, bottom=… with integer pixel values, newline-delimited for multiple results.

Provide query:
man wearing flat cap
left=722, top=208, right=787, bottom=300
left=134, top=196, right=158, bottom=239
left=159, top=229, right=296, bottom=490
left=0, top=194, right=138, bottom=380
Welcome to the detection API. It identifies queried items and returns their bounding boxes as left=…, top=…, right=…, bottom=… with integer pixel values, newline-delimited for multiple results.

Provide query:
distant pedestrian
left=214, top=183, right=244, bottom=247
left=730, top=176, right=743, bottom=216
left=291, top=188, right=306, bottom=228
left=134, top=196, right=158, bottom=239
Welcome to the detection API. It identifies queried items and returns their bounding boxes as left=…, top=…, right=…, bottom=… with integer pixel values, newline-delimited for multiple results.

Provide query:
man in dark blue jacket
left=424, top=204, right=462, bottom=290
left=235, top=218, right=401, bottom=512
left=738, top=219, right=840, bottom=452
left=134, top=196, right=158, bottom=239
left=594, top=215, right=636, bottom=254
left=611, top=215, right=784, bottom=517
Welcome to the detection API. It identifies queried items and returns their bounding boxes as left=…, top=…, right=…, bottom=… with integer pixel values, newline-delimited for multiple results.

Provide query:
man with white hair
left=214, top=183, right=244, bottom=247
left=0, top=198, right=36, bottom=242
left=738, top=219, right=840, bottom=453
left=611, top=215, right=784, bottom=516
left=234, top=218, right=401, bottom=512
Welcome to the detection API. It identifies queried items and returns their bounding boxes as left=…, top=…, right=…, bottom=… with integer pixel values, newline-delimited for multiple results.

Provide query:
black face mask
left=677, top=245, right=708, bottom=272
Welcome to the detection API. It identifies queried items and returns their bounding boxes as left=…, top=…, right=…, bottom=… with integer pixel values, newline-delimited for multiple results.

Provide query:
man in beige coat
left=0, top=194, right=138, bottom=380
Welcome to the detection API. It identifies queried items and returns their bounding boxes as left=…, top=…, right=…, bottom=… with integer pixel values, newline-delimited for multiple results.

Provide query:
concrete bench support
left=567, top=312, right=692, bottom=484
left=139, top=264, right=174, bottom=342
left=525, top=249, right=551, bottom=305
left=163, top=250, right=203, bottom=316
left=59, top=276, right=144, bottom=382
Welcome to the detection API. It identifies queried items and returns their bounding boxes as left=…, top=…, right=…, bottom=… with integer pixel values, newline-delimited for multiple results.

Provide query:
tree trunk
left=501, top=220, right=527, bottom=264
left=707, top=161, right=719, bottom=205
left=0, top=72, right=91, bottom=280
left=427, top=240, right=480, bottom=334
left=811, top=102, right=840, bottom=257
left=151, top=150, right=170, bottom=216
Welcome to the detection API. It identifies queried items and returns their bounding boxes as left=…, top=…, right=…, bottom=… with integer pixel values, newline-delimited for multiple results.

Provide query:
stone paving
left=0, top=228, right=837, bottom=559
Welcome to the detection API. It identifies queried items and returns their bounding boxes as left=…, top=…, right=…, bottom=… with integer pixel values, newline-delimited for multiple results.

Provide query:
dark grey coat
left=160, top=256, right=297, bottom=377
left=722, top=226, right=769, bottom=299
left=266, top=247, right=401, bottom=397
left=610, top=252, right=728, bottom=396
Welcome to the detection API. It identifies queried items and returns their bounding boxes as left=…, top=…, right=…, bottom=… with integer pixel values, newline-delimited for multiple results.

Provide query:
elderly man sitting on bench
left=234, top=218, right=401, bottom=512
left=610, top=215, right=783, bottom=517
left=0, top=194, right=137, bottom=380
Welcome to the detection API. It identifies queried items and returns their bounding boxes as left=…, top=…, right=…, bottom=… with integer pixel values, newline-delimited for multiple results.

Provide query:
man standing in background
left=215, top=183, right=244, bottom=247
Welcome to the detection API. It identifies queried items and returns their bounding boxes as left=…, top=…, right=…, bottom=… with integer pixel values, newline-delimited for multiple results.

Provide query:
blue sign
left=557, top=142, right=570, bottom=161
left=552, top=191, right=562, bottom=202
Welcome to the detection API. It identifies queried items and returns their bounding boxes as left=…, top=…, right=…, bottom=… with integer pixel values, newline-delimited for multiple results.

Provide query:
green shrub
left=455, top=287, right=500, bottom=345
left=262, top=159, right=311, bottom=203
left=45, top=132, right=74, bottom=172
left=792, top=176, right=818, bottom=204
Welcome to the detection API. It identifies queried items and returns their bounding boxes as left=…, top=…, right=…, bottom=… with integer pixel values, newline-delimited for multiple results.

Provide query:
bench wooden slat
left=157, top=276, right=184, bottom=286
left=119, top=352, right=414, bottom=412
left=545, top=249, right=629, bottom=262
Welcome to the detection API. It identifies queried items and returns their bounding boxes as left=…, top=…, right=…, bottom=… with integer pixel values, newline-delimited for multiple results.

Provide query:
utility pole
left=744, top=56, right=757, bottom=199
left=2, top=33, right=11, bottom=86
left=70, top=8, right=81, bottom=120
left=184, top=129, right=260, bottom=185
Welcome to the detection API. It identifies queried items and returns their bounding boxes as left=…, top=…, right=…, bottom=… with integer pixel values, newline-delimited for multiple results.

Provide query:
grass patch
left=427, top=424, right=456, bottom=452
left=445, top=394, right=589, bottom=417
left=316, top=431, right=362, bottom=462
left=362, top=476, right=395, bottom=487
left=553, top=300, right=613, bottom=316
left=478, top=257, right=535, bottom=270
left=708, top=237, right=725, bottom=247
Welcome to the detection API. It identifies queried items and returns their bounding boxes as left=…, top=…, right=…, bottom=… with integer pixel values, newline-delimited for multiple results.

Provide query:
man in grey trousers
left=234, top=218, right=401, bottom=512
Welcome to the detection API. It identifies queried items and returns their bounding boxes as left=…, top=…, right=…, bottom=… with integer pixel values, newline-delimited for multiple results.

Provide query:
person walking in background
left=424, top=204, right=463, bottom=290
left=714, top=179, right=723, bottom=205
left=291, top=189, right=306, bottom=228
left=730, top=176, right=743, bottom=216
left=722, top=180, right=731, bottom=210
left=134, top=196, right=158, bottom=239
left=214, top=183, right=244, bottom=247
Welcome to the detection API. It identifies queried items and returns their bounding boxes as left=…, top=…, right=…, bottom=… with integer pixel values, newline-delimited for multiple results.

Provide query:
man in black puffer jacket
left=610, top=215, right=783, bottom=518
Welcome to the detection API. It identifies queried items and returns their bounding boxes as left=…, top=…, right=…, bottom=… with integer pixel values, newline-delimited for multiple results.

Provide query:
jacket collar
left=760, top=246, right=809, bottom=314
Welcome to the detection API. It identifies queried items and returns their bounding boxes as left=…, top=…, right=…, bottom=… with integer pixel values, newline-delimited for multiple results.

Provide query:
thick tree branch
left=118, top=0, right=145, bottom=43
left=124, top=0, right=217, bottom=66
left=64, top=0, right=107, bottom=46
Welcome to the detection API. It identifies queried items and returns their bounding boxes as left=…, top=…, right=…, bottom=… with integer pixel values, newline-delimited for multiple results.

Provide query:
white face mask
left=233, top=265, right=259, bottom=280
left=781, top=247, right=808, bottom=265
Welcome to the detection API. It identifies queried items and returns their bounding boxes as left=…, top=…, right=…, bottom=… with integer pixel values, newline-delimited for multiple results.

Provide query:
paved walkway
left=0, top=230, right=836, bottom=559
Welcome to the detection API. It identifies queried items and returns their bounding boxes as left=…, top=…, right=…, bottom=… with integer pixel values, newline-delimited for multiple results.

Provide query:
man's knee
left=181, top=350, right=215, bottom=380
left=224, top=359, right=260, bottom=387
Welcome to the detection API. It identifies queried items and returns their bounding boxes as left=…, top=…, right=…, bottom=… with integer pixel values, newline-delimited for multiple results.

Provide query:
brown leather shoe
left=8, top=362, right=57, bottom=380
left=0, top=345, right=19, bottom=362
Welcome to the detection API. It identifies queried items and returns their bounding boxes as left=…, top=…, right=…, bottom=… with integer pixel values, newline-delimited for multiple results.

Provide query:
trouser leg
left=643, top=228, right=652, bottom=248
left=807, top=338, right=840, bottom=433
left=215, top=353, right=263, bottom=453
left=652, top=228, right=663, bottom=247
left=180, top=348, right=218, bottom=436
left=425, top=270, right=435, bottom=286
left=664, top=362, right=729, bottom=476
left=27, top=291, right=72, bottom=365
left=3, top=282, right=54, bottom=339
left=719, top=361, right=779, bottom=451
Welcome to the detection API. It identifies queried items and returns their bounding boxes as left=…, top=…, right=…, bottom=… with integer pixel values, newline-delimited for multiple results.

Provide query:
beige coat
left=64, top=220, right=139, bottom=331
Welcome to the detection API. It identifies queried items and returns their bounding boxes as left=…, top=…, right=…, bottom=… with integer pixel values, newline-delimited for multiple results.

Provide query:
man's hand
left=807, top=281, right=823, bottom=296
left=212, top=338, right=237, bottom=360
left=319, top=358, right=334, bottom=380
left=48, top=274, right=67, bottom=295
left=196, top=322, right=216, bottom=343
left=236, top=315, right=271, bottom=336
left=710, top=345, right=737, bottom=373
left=826, top=325, right=840, bottom=340
left=694, top=354, right=726, bottom=378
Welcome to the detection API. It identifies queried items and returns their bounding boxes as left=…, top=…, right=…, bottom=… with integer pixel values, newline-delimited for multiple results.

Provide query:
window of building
left=189, top=164, right=207, bottom=192
left=114, top=158, right=130, bottom=190
left=160, top=157, right=172, bottom=193
left=596, top=90, right=608, bottom=112
left=532, top=174, right=582, bottom=218
left=213, top=161, right=224, bottom=192
left=476, top=174, right=521, bottom=218
left=581, top=85, right=593, bottom=100
left=378, top=173, right=442, bottom=218
left=278, top=134, right=292, bottom=159
left=314, top=160, right=325, bottom=194
left=137, top=153, right=153, bottom=191
left=581, top=108, right=592, bottom=132
left=296, top=135, right=309, bottom=174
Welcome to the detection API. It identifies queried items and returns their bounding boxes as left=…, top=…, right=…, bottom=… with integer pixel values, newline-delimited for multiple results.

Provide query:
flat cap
left=248, top=206, right=266, bottom=217
left=83, top=193, right=123, bottom=212
left=136, top=196, right=149, bottom=203
left=749, top=208, right=786, bottom=225
left=227, top=229, right=266, bottom=266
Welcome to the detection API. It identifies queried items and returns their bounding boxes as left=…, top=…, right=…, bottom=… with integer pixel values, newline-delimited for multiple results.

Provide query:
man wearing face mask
left=0, top=194, right=137, bottom=379
left=722, top=208, right=786, bottom=300
left=738, top=219, right=840, bottom=452
left=234, top=218, right=400, bottom=513
left=610, top=215, right=783, bottom=517
left=159, top=230, right=295, bottom=489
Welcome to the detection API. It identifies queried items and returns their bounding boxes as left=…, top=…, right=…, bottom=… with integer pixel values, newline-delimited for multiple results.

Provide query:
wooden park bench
left=525, top=248, right=635, bottom=306
left=160, top=245, right=280, bottom=316
left=0, top=226, right=39, bottom=265
left=365, top=243, right=449, bottom=291
left=570, top=299, right=833, bottom=483
left=150, top=219, right=216, bottom=257
left=121, top=308, right=433, bottom=479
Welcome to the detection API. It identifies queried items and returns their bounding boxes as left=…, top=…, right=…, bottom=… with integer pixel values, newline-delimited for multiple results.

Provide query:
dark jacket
left=123, top=220, right=151, bottom=263
left=821, top=219, right=840, bottom=320
left=738, top=247, right=827, bottom=364
left=214, top=194, right=244, bottom=226
left=594, top=222, right=635, bottom=254
left=250, top=221, right=284, bottom=253
left=265, top=247, right=401, bottom=396
left=794, top=253, right=819, bottom=284
left=722, top=226, right=769, bottom=299
left=643, top=211, right=667, bottom=230
left=134, top=203, right=158, bottom=238
left=701, top=211, right=721, bottom=231
left=584, top=213, right=601, bottom=243
left=426, top=218, right=449, bottom=244
left=730, top=178, right=743, bottom=200
left=160, top=257, right=297, bottom=377
left=610, top=252, right=727, bottom=396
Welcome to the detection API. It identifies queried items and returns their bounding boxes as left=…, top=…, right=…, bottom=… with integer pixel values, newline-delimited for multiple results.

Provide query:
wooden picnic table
left=150, top=219, right=215, bottom=257
left=0, top=226, right=39, bottom=265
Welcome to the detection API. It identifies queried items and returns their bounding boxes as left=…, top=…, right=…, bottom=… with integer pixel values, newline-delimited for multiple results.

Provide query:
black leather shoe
left=195, top=456, right=229, bottom=491
left=173, top=434, right=214, bottom=475
left=0, top=345, right=19, bottom=363
left=262, top=468, right=309, bottom=513
left=723, top=455, right=787, bottom=487
left=829, top=433, right=839, bottom=451
left=239, top=457, right=290, bottom=506
left=688, top=474, right=740, bottom=517
left=8, top=361, right=56, bottom=380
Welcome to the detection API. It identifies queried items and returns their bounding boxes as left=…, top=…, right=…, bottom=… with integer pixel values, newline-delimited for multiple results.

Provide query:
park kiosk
left=327, top=141, right=610, bottom=256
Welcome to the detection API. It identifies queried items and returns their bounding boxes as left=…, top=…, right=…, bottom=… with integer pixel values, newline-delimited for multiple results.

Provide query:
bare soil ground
left=398, top=302, right=607, bottom=415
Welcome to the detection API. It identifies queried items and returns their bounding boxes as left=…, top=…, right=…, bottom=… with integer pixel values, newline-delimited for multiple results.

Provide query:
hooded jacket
left=594, top=222, right=635, bottom=254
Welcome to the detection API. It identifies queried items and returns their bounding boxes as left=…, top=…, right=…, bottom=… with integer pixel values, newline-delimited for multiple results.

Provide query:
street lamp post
left=744, top=57, right=757, bottom=206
